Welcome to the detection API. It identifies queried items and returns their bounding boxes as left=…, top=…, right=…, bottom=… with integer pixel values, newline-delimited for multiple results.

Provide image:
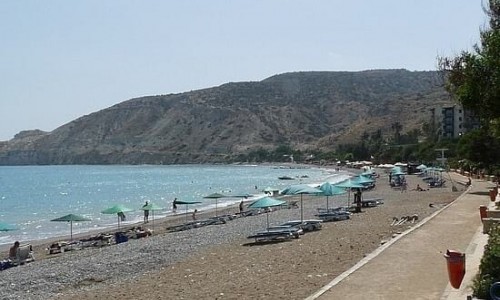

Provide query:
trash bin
left=480, top=205, right=488, bottom=219
left=444, top=249, right=465, bottom=289
left=490, top=189, right=498, bottom=202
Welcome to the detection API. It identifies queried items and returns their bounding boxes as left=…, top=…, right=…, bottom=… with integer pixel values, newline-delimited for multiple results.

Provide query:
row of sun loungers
left=247, top=220, right=323, bottom=243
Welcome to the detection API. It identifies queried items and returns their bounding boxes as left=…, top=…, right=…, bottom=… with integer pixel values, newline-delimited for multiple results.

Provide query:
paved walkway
left=307, top=173, right=493, bottom=300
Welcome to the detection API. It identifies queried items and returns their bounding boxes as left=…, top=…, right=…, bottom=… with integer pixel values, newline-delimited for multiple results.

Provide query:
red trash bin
left=444, top=249, right=466, bottom=289
left=490, top=190, right=497, bottom=202
left=480, top=205, right=488, bottom=219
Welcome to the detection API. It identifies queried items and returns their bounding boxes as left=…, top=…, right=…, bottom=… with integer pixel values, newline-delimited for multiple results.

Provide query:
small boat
left=278, top=176, right=295, bottom=180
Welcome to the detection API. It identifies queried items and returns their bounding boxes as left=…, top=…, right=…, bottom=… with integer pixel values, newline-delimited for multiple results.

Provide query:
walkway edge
left=305, top=188, right=470, bottom=300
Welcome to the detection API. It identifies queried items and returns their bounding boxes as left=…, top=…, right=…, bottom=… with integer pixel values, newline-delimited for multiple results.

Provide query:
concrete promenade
left=307, top=174, right=494, bottom=300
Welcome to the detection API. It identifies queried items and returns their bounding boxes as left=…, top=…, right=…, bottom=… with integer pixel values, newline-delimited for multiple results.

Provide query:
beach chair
left=247, top=230, right=294, bottom=243
left=13, top=244, right=35, bottom=265
left=281, top=220, right=323, bottom=232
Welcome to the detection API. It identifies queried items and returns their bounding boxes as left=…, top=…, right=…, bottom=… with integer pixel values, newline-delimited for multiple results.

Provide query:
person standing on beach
left=354, top=188, right=362, bottom=213
left=173, top=198, right=178, bottom=213
left=143, top=201, right=150, bottom=223
left=239, top=200, right=244, bottom=214
left=192, top=209, right=197, bottom=220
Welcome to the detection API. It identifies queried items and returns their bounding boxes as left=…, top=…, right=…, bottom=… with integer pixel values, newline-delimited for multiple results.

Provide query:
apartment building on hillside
left=430, top=105, right=480, bottom=139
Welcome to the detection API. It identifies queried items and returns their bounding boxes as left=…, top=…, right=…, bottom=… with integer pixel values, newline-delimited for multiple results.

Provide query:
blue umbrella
left=319, top=182, right=346, bottom=209
left=335, top=179, right=365, bottom=206
left=248, top=197, right=286, bottom=229
left=281, top=185, right=323, bottom=222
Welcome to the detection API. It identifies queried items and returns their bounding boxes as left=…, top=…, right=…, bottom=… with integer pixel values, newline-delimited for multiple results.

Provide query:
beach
left=0, top=170, right=464, bottom=299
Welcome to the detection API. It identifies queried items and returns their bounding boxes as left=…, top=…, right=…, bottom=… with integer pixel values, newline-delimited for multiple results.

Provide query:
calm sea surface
left=0, top=164, right=349, bottom=245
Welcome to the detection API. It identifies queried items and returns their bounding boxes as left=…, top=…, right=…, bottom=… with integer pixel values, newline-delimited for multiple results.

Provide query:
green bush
left=473, top=224, right=500, bottom=299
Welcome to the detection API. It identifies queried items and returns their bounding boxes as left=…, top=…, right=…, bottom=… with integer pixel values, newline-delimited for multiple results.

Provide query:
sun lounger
left=315, top=211, right=350, bottom=222
left=237, top=209, right=261, bottom=217
left=281, top=220, right=323, bottom=232
left=12, top=244, right=35, bottom=265
left=267, top=226, right=302, bottom=238
left=80, top=234, right=113, bottom=247
left=283, top=201, right=299, bottom=209
left=46, top=241, right=80, bottom=254
left=247, top=230, right=294, bottom=243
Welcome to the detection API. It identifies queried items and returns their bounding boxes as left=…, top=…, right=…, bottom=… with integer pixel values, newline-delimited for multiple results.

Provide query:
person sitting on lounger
left=9, top=241, right=19, bottom=260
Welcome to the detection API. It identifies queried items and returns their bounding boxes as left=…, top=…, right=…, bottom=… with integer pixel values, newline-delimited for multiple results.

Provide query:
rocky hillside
left=0, top=69, right=452, bottom=165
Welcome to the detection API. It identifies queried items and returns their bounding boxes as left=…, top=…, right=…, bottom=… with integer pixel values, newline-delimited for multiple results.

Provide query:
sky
left=0, top=0, right=489, bottom=141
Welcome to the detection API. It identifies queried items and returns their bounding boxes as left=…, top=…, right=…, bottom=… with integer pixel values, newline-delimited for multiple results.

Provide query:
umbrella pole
left=266, top=211, right=269, bottom=230
left=300, top=194, right=304, bottom=223
left=326, top=196, right=329, bottom=210
left=117, top=215, right=120, bottom=231
left=215, top=199, right=218, bottom=217
left=70, top=221, right=73, bottom=242
left=152, top=210, right=155, bottom=235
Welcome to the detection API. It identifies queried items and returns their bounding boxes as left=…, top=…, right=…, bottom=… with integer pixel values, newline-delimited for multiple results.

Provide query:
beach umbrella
left=141, top=202, right=163, bottom=234
left=353, top=175, right=375, bottom=183
left=0, top=222, right=17, bottom=232
left=50, top=214, right=91, bottom=241
left=335, top=180, right=365, bottom=207
left=416, top=164, right=427, bottom=170
left=101, top=204, right=134, bottom=230
left=319, top=182, right=346, bottom=209
left=248, top=197, right=286, bottom=229
left=281, top=185, right=323, bottom=222
left=174, top=199, right=202, bottom=222
left=203, top=193, right=226, bottom=217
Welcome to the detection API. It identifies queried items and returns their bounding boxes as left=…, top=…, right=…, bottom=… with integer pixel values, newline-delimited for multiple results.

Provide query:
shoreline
left=0, top=164, right=346, bottom=252
left=0, top=169, right=466, bottom=299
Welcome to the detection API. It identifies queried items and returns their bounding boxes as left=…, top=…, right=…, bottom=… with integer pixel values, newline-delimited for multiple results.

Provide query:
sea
left=0, top=164, right=351, bottom=246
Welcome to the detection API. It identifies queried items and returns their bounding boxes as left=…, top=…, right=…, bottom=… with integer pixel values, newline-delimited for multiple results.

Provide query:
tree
left=440, top=0, right=500, bottom=130
left=439, top=0, right=500, bottom=169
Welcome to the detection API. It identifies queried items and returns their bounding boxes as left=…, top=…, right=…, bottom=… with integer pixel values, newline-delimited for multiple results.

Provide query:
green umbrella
left=174, top=199, right=202, bottom=222
left=0, top=222, right=17, bottom=232
left=248, top=197, right=286, bottom=229
left=101, top=204, right=134, bottom=230
left=140, top=202, right=163, bottom=234
left=203, top=193, right=226, bottom=217
left=51, top=214, right=91, bottom=241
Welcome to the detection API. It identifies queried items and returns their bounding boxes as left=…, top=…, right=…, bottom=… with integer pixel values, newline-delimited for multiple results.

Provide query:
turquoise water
left=0, top=164, right=349, bottom=245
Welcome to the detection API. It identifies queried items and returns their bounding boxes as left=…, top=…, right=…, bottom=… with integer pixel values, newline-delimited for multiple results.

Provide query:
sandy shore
left=0, top=170, right=465, bottom=299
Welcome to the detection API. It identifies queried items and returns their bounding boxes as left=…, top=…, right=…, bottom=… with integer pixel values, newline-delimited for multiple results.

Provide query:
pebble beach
left=0, top=170, right=464, bottom=300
